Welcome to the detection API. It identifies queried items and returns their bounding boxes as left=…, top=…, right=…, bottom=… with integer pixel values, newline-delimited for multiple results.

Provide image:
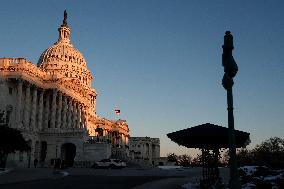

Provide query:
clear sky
left=1, top=0, right=283, bottom=157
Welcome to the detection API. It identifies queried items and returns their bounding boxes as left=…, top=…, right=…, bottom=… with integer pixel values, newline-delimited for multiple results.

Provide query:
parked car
left=91, top=159, right=126, bottom=169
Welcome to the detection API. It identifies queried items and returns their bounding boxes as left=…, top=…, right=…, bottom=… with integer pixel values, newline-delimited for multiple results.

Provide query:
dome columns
left=58, top=26, right=71, bottom=44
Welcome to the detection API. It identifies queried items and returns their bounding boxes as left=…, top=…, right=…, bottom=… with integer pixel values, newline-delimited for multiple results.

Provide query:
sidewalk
left=0, top=168, right=64, bottom=185
left=131, top=168, right=229, bottom=189
left=131, top=176, right=199, bottom=189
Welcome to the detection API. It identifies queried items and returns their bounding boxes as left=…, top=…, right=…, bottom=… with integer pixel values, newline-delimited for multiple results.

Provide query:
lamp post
left=222, top=31, right=241, bottom=189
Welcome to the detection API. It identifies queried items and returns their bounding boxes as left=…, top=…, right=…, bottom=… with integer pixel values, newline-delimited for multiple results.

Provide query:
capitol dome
left=37, top=42, right=87, bottom=68
left=37, top=11, right=92, bottom=86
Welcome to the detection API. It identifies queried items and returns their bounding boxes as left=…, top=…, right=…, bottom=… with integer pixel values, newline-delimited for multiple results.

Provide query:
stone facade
left=129, top=137, right=160, bottom=166
left=0, top=12, right=129, bottom=167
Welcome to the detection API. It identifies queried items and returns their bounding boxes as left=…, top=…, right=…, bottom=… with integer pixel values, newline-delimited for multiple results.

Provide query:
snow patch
left=182, top=182, right=199, bottom=189
left=158, top=166, right=183, bottom=170
left=239, top=166, right=258, bottom=176
left=0, top=168, right=12, bottom=175
left=60, top=171, right=69, bottom=177
left=242, top=182, right=256, bottom=189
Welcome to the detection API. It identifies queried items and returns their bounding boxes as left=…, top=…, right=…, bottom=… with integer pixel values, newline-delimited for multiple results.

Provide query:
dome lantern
left=57, top=10, right=71, bottom=45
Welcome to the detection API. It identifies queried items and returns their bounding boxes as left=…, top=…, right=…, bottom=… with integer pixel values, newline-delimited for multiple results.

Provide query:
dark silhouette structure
left=167, top=123, right=250, bottom=188
left=222, top=31, right=241, bottom=189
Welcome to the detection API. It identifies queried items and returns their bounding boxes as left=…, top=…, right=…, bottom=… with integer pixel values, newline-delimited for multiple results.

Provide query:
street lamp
left=222, top=31, right=241, bottom=189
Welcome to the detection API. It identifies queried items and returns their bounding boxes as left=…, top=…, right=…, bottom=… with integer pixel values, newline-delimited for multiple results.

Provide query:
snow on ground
left=182, top=166, right=284, bottom=189
left=239, top=166, right=259, bottom=176
left=61, top=171, right=69, bottom=177
left=181, top=182, right=199, bottom=189
left=263, top=174, right=282, bottom=181
left=242, top=182, right=256, bottom=189
left=183, top=181, right=276, bottom=189
left=239, top=165, right=272, bottom=176
left=158, top=166, right=183, bottom=170
left=0, top=168, right=12, bottom=175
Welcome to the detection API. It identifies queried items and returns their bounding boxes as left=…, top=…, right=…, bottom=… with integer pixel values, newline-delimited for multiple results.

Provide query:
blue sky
left=1, top=1, right=283, bottom=156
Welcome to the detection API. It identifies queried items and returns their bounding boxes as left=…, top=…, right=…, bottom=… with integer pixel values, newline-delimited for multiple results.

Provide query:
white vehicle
left=92, top=159, right=126, bottom=169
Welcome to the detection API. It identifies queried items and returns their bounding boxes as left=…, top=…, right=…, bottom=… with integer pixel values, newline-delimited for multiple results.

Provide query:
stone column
left=82, top=107, right=87, bottom=129
left=71, top=100, right=76, bottom=129
left=79, top=105, right=83, bottom=129
left=37, top=89, right=44, bottom=131
left=84, top=107, right=88, bottom=128
left=62, top=95, right=67, bottom=129
left=24, top=83, right=31, bottom=129
left=67, top=98, right=72, bottom=129
left=71, top=101, right=76, bottom=129
left=93, top=96, right=97, bottom=115
left=103, top=129, right=106, bottom=137
left=56, top=92, right=62, bottom=128
left=50, top=89, right=57, bottom=129
left=80, top=107, right=84, bottom=129
left=78, top=104, right=82, bottom=129
left=44, top=92, right=50, bottom=129
left=72, top=101, right=77, bottom=129
left=75, top=102, right=80, bottom=129
left=74, top=102, right=78, bottom=128
left=16, top=80, right=23, bottom=128
left=125, top=135, right=128, bottom=145
left=30, top=87, right=37, bottom=131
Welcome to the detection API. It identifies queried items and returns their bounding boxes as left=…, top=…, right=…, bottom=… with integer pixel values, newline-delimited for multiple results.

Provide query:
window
left=9, top=87, right=13, bottom=95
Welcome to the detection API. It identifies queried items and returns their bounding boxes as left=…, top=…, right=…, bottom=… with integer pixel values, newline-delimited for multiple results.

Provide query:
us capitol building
left=0, top=11, right=135, bottom=167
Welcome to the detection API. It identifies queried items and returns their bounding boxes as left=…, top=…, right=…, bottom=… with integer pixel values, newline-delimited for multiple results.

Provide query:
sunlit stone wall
left=0, top=12, right=130, bottom=167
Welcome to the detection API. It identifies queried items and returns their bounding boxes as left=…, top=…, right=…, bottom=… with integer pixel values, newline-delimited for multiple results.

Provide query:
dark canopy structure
left=167, top=123, right=250, bottom=149
left=167, top=123, right=250, bottom=188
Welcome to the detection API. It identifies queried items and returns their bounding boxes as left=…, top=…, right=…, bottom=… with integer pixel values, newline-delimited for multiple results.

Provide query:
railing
left=0, top=58, right=52, bottom=80
left=85, top=137, right=111, bottom=144
left=0, top=58, right=19, bottom=64
left=0, top=58, right=31, bottom=64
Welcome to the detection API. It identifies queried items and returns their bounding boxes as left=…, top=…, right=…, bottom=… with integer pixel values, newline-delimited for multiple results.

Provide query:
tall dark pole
left=222, top=31, right=241, bottom=189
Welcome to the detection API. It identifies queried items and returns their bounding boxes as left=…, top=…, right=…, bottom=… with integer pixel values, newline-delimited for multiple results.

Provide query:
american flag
left=115, top=109, right=120, bottom=115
